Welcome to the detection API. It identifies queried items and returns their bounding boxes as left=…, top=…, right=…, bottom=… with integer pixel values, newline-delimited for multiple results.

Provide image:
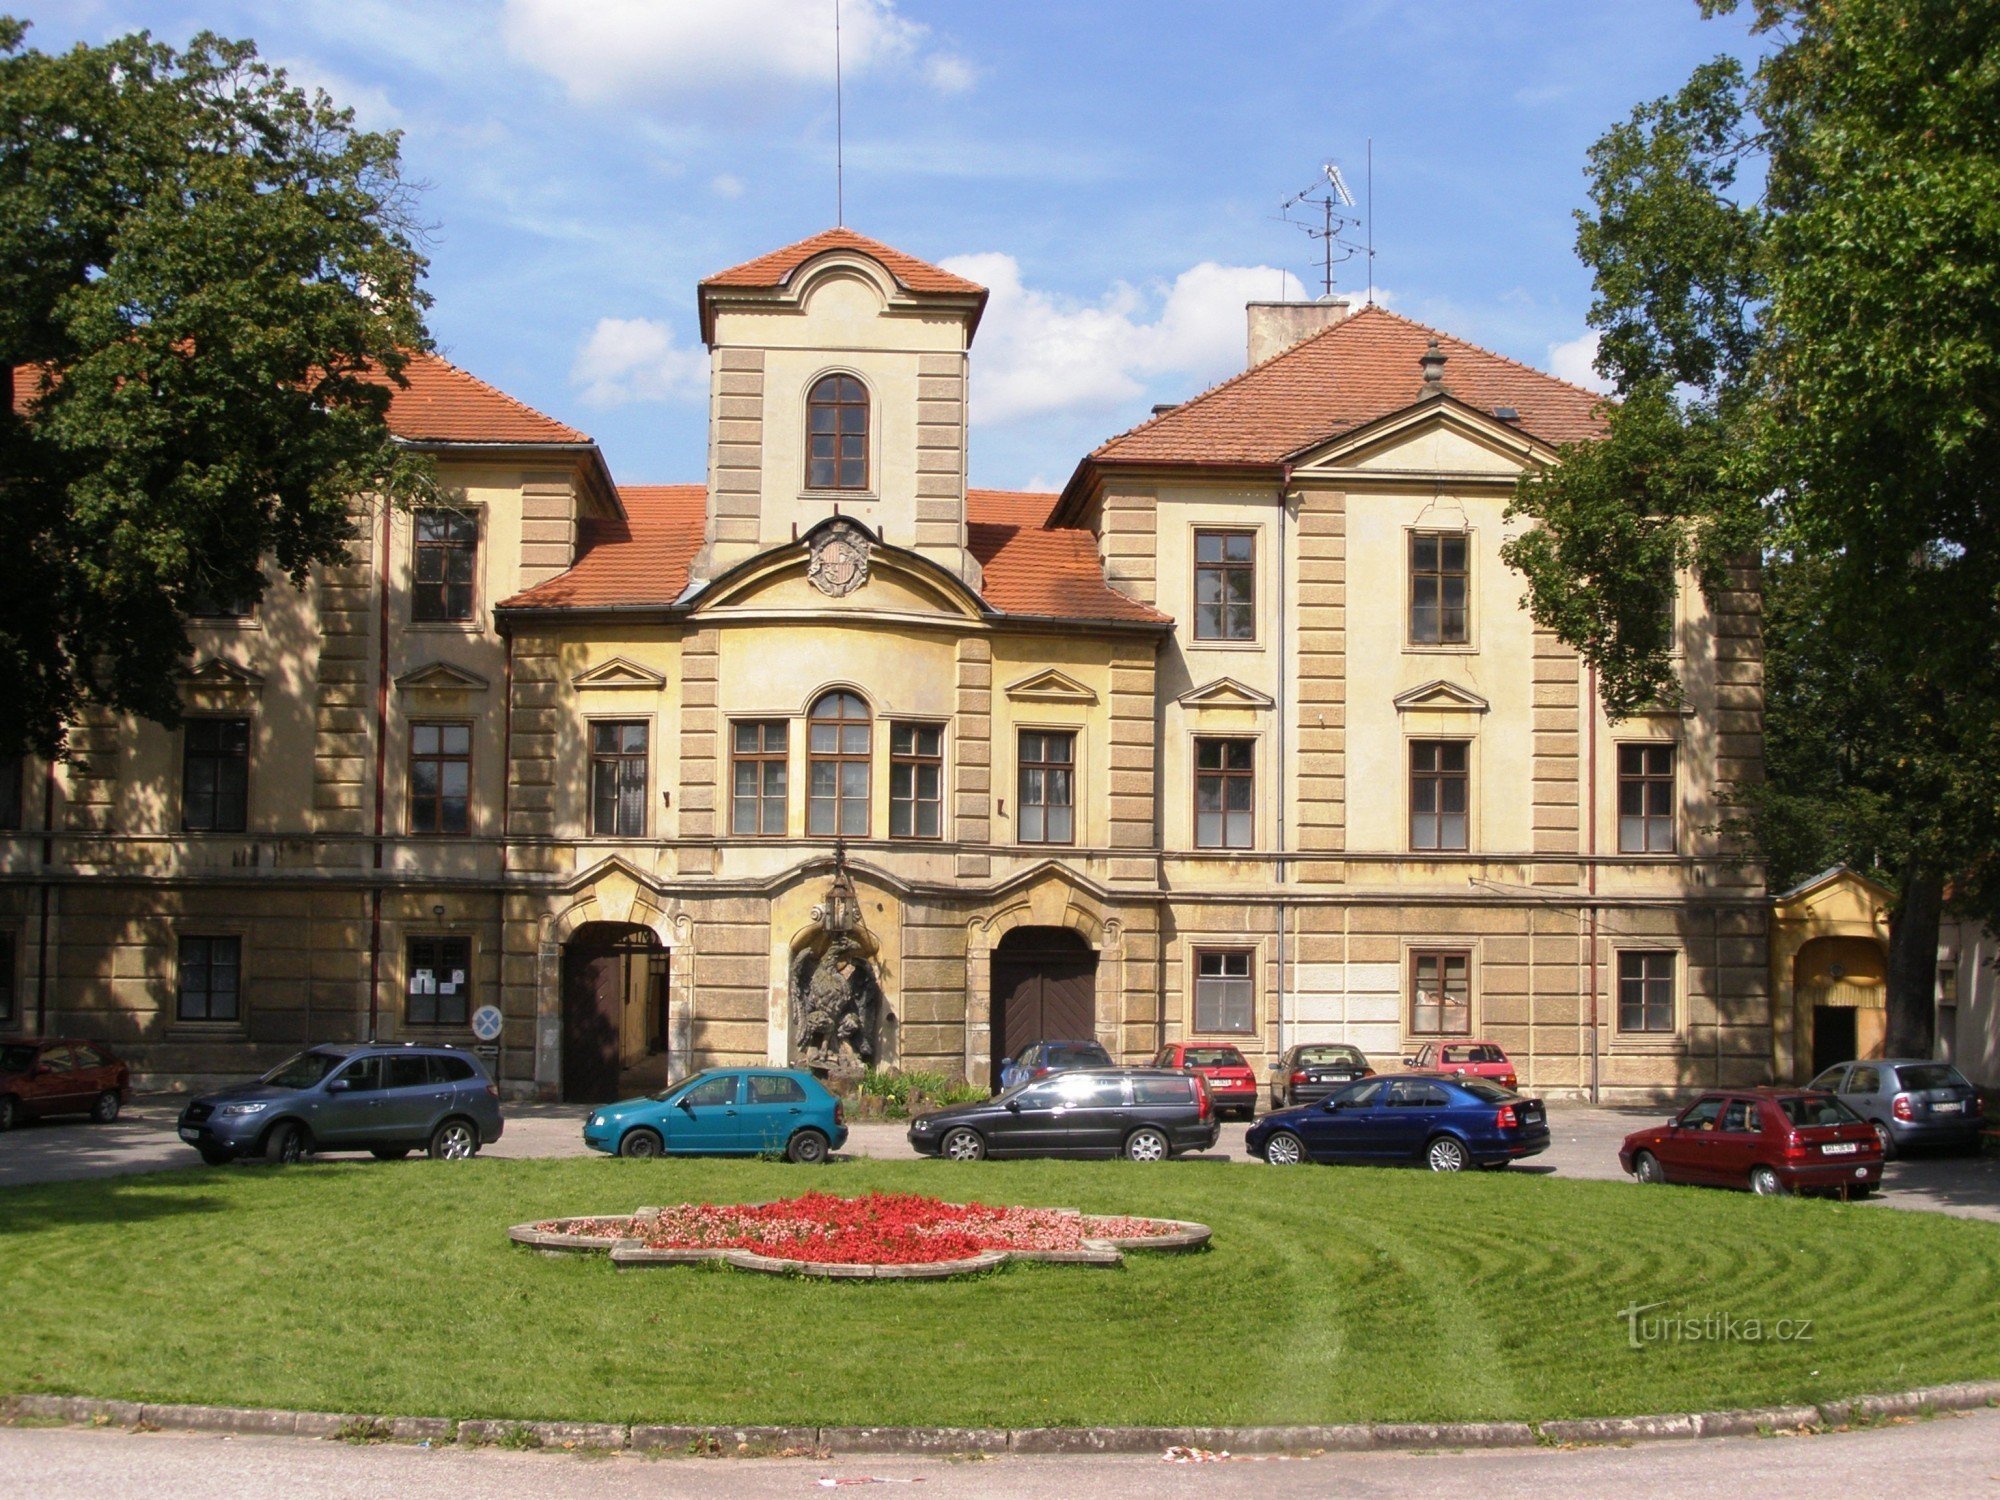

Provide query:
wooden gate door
left=990, top=931, right=1097, bottom=1090
left=561, top=945, right=624, bottom=1102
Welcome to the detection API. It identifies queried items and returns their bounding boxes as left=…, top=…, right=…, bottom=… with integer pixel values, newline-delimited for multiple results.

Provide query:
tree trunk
left=1883, top=867, right=1943, bottom=1057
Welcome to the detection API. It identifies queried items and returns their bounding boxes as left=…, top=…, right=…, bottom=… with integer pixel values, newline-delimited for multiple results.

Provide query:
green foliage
left=857, top=1067, right=987, bottom=1118
left=0, top=20, right=432, bottom=755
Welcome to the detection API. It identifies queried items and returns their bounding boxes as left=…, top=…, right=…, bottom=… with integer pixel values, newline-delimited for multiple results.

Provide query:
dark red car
left=1403, top=1040, right=1518, bottom=1092
left=1151, top=1042, right=1259, bottom=1119
left=1619, top=1088, right=1882, bottom=1197
left=0, top=1038, right=132, bottom=1130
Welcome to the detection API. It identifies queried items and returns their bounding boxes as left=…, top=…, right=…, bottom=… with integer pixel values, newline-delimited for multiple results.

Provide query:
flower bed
left=510, top=1191, right=1210, bottom=1279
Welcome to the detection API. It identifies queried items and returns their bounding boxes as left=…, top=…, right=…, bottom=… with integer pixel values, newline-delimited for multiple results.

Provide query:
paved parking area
left=5, top=1094, right=1996, bottom=1216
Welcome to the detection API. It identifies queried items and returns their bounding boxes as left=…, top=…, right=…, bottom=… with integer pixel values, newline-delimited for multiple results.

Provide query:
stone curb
left=6, top=1383, right=1999, bottom=1457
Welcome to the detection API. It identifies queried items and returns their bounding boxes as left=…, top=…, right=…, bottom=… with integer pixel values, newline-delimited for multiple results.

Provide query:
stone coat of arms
left=807, top=520, right=872, bottom=598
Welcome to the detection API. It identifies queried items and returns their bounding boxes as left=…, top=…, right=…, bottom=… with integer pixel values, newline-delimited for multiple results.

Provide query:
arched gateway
left=561, top=921, right=669, bottom=1102
left=989, top=926, right=1098, bottom=1091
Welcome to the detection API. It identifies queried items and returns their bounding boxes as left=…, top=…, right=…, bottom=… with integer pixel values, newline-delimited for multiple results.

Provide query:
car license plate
left=178, top=1127, right=199, bottom=1142
left=1933, top=1100, right=1963, bottom=1114
left=1822, top=1142, right=1857, bottom=1155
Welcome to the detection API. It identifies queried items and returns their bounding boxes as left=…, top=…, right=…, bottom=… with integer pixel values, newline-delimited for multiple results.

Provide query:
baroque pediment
left=180, top=657, right=264, bottom=689
left=571, top=657, right=667, bottom=691
left=1178, top=677, right=1275, bottom=711
left=1392, top=679, right=1490, bottom=714
left=395, top=660, right=489, bottom=692
left=1004, top=669, right=1098, bottom=705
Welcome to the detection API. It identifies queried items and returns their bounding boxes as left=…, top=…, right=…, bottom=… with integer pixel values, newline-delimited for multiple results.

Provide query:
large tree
left=0, top=20, right=432, bottom=757
left=1503, top=0, right=2000, bottom=1055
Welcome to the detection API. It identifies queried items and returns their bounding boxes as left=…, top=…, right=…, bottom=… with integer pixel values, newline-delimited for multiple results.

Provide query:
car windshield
left=652, top=1071, right=714, bottom=1104
left=0, top=1043, right=38, bottom=1074
left=1296, top=1046, right=1364, bottom=1066
left=1779, top=1094, right=1863, bottom=1127
left=1896, top=1063, right=1967, bottom=1092
left=1048, top=1044, right=1112, bottom=1067
left=259, top=1051, right=344, bottom=1089
left=1184, top=1047, right=1246, bottom=1068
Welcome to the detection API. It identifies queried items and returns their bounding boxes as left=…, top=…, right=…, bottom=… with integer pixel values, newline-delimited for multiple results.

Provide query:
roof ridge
left=413, top=348, right=591, bottom=443
left=1355, top=304, right=1612, bottom=403
left=701, top=226, right=983, bottom=296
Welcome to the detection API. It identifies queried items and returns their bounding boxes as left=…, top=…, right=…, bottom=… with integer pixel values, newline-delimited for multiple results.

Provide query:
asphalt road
left=7, top=1410, right=2000, bottom=1499
left=5, top=1095, right=1996, bottom=1218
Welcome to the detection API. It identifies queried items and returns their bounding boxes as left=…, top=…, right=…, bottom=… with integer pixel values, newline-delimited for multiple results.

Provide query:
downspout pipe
left=35, top=757, right=54, bottom=1035
left=368, top=498, right=393, bottom=1044
left=1275, top=463, right=1292, bottom=1060
left=1586, top=662, right=1600, bottom=1104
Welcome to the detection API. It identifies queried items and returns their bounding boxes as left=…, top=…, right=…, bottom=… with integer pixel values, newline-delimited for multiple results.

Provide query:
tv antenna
left=834, top=0, right=845, bottom=225
left=1277, top=158, right=1372, bottom=301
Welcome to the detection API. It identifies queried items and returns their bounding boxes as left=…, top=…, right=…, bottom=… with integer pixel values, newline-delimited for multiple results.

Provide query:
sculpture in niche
left=806, top=519, right=872, bottom=598
left=789, top=843, right=884, bottom=1073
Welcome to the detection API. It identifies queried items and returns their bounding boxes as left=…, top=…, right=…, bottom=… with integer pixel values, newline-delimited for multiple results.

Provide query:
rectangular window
left=731, top=720, right=789, bottom=836
left=1193, top=530, right=1256, bottom=641
left=409, top=722, right=472, bottom=835
left=0, top=755, right=21, bottom=830
left=177, top=935, right=241, bottom=1023
left=888, top=723, right=944, bottom=839
left=182, top=719, right=250, bottom=832
left=1409, top=740, right=1469, bottom=851
left=1618, top=951, right=1676, bottom=1033
left=1409, top=531, right=1470, bottom=644
left=807, top=708, right=870, bottom=837
left=590, top=721, right=649, bottom=837
left=1410, top=950, right=1472, bottom=1035
left=1194, top=738, right=1255, bottom=849
left=0, top=931, right=14, bottom=1024
left=412, top=509, right=478, bottom=622
left=1194, top=949, right=1254, bottom=1034
left=407, top=935, right=472, bottom=1027
left=1618, top=743, right=1676, bottom=854
left=1018, top=731, right=1075, bottom=844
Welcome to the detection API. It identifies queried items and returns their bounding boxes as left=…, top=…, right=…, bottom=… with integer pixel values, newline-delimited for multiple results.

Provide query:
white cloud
left=710, top=173, right=747, bottom=199
left=923, top=54, right=976, bottom=93
left=1547, top=329, right=1613, bottom=393
left=571, top=318, right=708, bottom=407
left=500, top=0, right=954, bottom=101
left=941, top=253, right=1307, bottom=424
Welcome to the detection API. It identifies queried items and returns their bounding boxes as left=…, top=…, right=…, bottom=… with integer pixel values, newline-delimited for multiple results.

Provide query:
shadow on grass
left=0, top=1172, right=233, bottom=1235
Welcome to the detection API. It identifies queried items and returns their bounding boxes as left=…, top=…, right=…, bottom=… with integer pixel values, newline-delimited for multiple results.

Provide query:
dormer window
left=806, top=374, right=869, bottom=490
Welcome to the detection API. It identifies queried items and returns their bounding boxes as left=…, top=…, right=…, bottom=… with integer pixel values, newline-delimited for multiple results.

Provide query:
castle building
left=0, top=228, right=1771, bottom=1101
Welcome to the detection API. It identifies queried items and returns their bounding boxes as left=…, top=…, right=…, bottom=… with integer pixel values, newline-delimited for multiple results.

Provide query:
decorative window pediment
left=180, top=657, right=264, bottom=690
left=1004, top=668, right=1098, bottom=706
left=1392, top=679, right=1490, bottom=715
left=1178, top=677, right=1275, bottom=711
left=395, top=660, right=489, bottom=693
left=571, top=657, right=667, bottom=691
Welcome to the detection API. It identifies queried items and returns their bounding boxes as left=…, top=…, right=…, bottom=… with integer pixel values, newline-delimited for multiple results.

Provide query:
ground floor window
left=407, top=935, right=472, bottom=1026
left=1618, top=950, right=1676, bottom=1033
left=1194, top=948, right=1254, bottom=1034
left=177, top=935, right=241, bottom=1023
left=0, top=931, right=15, bottom=1024
left=1409, top=950, right=1471, bottom=1035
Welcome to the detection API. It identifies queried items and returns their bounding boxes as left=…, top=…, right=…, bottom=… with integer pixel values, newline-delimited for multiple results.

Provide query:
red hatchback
left=1152, top=1043, right=1259, bottom=1119
left=1402, top=1041, right=1518, bottom=1092
left=1619, top=1089, right=1882, bottom=1197
left=0, top=1038, right=132, bottom=1131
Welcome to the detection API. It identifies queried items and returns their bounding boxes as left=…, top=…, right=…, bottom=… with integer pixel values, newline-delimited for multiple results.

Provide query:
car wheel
left=90, top=1091, right=122, bottom=1124
left=370, top=1147, right=412, bottom=1161
left=197, top=1145, right=233, bottom=1166
left=0, top=1095, right=17, bottom=1132
left=1634, top=1150, right=1666, bottom=1184
left=617, top=1127, right=664, bottom=1159
left=1846, top=1183, right=1874, bottom=1200
left=786, top=1128, right=830, bottom=1165
left=1869, top=1121, right=1897, bottom=1161
left=941, top=1126, right=985, bottom=1161
left=1425, top=1135, right=1468, bottom=1173
left=1749, top=1164, right=1788, bottom=1196
left=263, top=1121, right=308, bottom=1165
left=1124, top=1126, right=1171, bottom=1162
left=428, top=1118, right=479, bottom=1160
left=1263, top=1130, right=1306, bottom=1166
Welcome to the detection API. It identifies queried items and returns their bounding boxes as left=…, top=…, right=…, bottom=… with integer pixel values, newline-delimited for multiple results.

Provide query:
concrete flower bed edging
left=506, top=1201, right=1212, bottom=1279
left=7, top=1382, right=1999, bottom=1456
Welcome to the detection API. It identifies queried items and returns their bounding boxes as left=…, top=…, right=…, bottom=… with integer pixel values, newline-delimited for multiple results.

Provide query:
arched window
left=807, top=691, right=871, bottom=835
left=806, top=374, right=869, bottom=491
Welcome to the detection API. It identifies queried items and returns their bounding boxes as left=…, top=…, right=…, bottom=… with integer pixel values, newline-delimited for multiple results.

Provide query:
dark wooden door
left=561, top=946, right=624, bottom=1102
left=990, top=931, right=1097, bottom=1090
left=1811, top=1006, right=1856, bottom=1080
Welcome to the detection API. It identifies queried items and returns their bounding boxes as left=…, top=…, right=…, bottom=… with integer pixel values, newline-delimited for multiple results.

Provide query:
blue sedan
left=1246, top=1074, right=1549, bottom=1172
left=583, top=1068, right=848, bottom=1163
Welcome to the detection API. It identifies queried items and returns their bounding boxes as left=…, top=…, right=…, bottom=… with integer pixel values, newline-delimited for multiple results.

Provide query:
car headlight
left=588, top=1113, right=604, bottom=1129
left=216, top=1101, right=271, bottom=1117
left=911, top=1119, right=934, bottom=1132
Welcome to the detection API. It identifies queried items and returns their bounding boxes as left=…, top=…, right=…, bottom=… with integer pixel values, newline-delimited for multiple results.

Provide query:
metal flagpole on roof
left=835, top=0, right=845, bottom=226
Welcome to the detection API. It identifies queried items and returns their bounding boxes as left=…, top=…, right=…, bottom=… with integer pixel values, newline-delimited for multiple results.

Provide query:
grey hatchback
left=177, top=1043, right=505, bottom=1164
left=1805, top=1058, right=1983, bottom=1158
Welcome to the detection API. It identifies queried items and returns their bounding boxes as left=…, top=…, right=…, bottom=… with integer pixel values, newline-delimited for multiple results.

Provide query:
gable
left=571, top=657, right=667, bottom=691
left=1005, top=669, right=1099, bottom=705
left=1292, top=400, right=1551, bottom=477
left=396, top=661, right=490, bottom=693
left=1392, top=680, right=1491, bottom=714
left=1178, top=677, right=1275, bottom=710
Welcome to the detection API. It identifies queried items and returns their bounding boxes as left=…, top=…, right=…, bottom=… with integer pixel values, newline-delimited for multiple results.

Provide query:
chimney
left=1246, top=298, right=1352, bottom=367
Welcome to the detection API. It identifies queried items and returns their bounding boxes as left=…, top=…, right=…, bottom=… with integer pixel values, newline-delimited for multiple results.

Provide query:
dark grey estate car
left=177, top=1043, right=504, bottom=1164
left=908, top=1067, right=1219, bottom=1161
left=1805, top=1058, right=1983, bottom=1157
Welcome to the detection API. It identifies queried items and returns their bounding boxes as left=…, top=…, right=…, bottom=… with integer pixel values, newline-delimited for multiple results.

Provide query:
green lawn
left=5, top=1157, right=1996, bottom=1428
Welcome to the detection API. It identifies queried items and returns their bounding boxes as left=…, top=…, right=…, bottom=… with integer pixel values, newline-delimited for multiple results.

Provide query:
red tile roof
left=1090, top=306, right=1607, bottom=467
left=365, top=350, right=592, bottom=445
left=702, top=227, right=987, bottom=297
left=499, top=486, right=706, bottom=610
left=501, top=484, right=1166, bottom=626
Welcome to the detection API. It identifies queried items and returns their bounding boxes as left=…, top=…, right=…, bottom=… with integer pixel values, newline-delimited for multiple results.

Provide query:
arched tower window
left=806, top=374, right=869, bottom=491
left=807, top=690, right=871, bottom=835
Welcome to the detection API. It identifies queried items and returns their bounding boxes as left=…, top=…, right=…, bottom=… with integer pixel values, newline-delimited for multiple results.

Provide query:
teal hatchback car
left=583, top=1068, right=848, bottom=1163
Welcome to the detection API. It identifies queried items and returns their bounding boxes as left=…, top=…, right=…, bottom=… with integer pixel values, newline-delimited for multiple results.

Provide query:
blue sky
left=43, top=2, right=1761, bottom=492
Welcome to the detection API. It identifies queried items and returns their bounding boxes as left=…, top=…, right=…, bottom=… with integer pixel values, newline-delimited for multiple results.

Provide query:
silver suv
left=1805, top=1058, right=1983, bottom=1158
left=177, top=1043, right=505, bottom=1164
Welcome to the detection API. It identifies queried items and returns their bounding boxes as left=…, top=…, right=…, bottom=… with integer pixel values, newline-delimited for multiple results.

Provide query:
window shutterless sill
left=1185, top=639, right=1263, bottom=651
left=1402, top=642, right=1478, bottom=655
left=798, top=491, right=880, bottom=504
left=166, top=1025, right=248, bottom=1042
left=404, top=621, right=485, bottom=634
